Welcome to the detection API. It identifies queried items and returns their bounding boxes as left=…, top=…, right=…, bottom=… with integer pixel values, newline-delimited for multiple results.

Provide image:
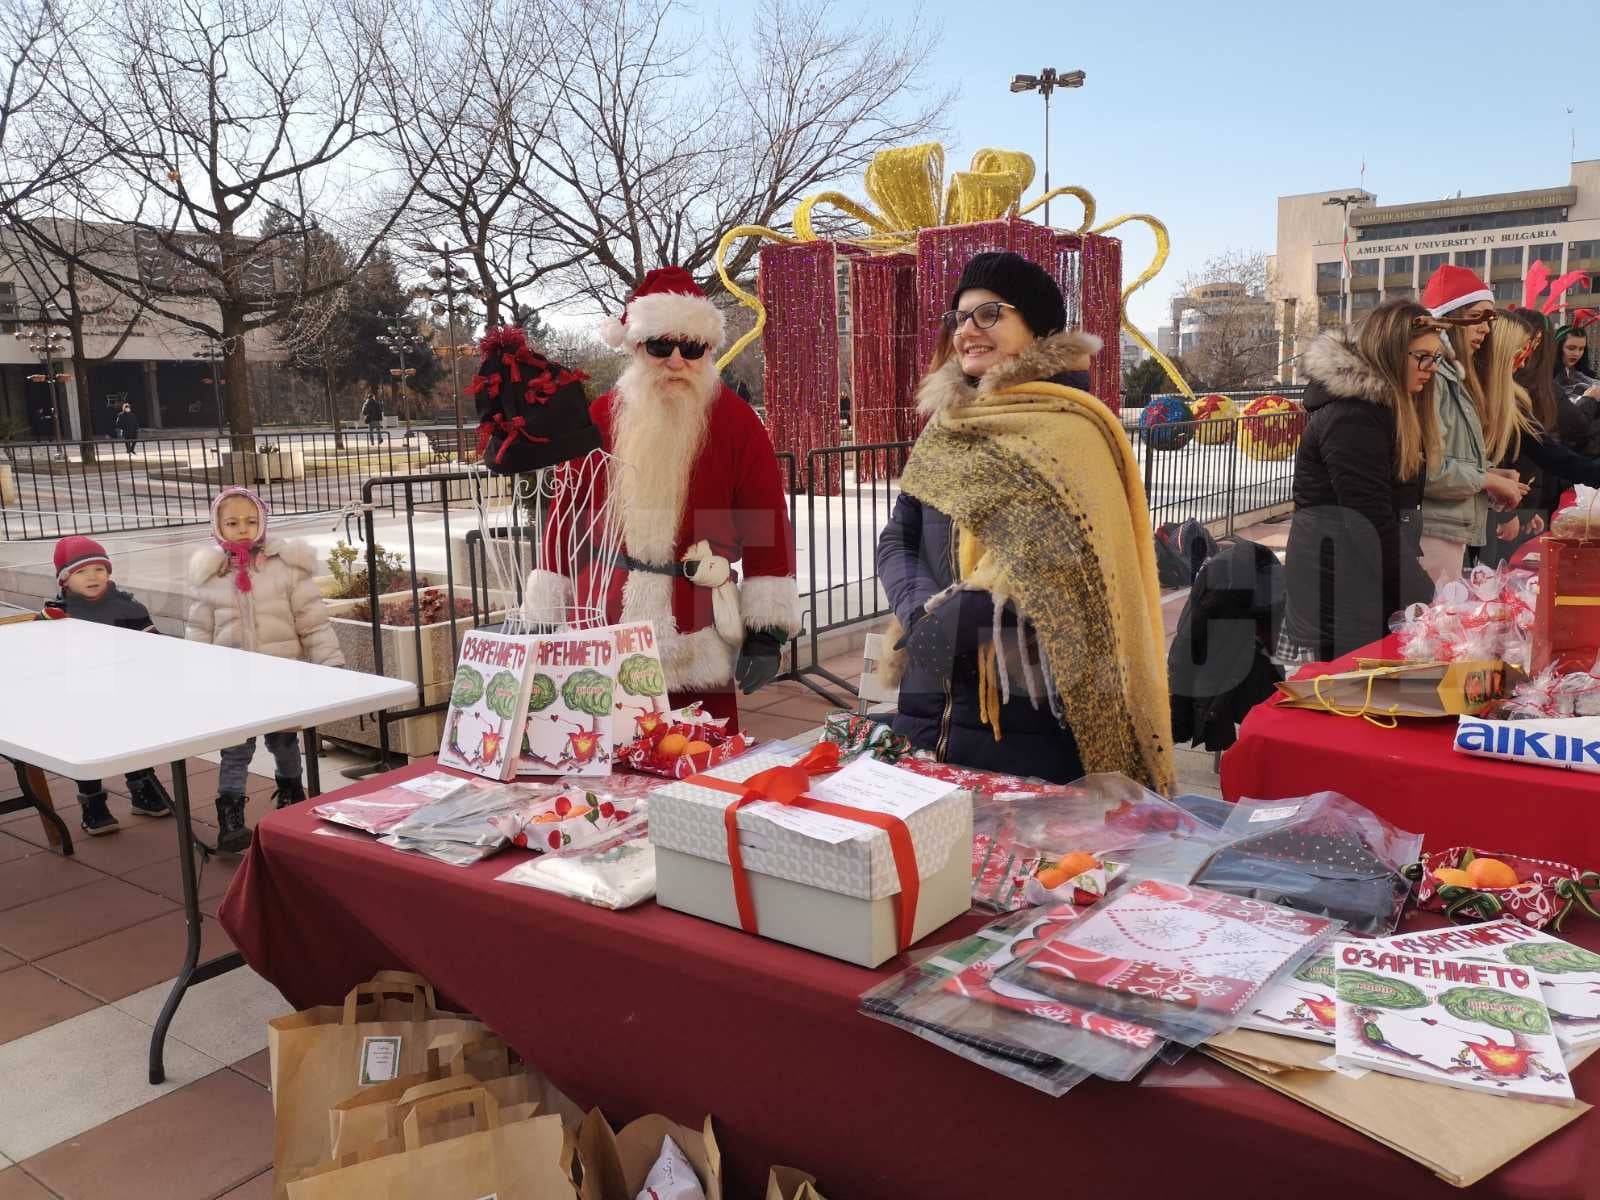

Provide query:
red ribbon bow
left=688, top=741, right=923, bottom=952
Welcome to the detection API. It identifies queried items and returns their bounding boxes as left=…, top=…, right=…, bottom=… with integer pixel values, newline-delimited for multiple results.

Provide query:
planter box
left=215, top=448, right=307, bottom=483
left=446, top=526, right=541, bottom=602
left=322, top=587, right=512, bottom=759
left=0, top=462, right=14, bottom=506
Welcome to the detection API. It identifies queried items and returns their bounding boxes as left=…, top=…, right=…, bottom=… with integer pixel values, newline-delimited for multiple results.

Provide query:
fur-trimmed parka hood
left=1300, top=332, right=1392, bottom=411
left=186, top=536, right=318, bottom=587
left=917, top=329, right=1103, bottom=418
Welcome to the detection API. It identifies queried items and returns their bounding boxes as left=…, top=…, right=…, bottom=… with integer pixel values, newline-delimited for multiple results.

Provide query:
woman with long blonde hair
left=1417, top=267, right=1529, bottom=588
left=1279, top=300, right=1444, bottom=661
left=1479, top=308, right=1600, bottom=564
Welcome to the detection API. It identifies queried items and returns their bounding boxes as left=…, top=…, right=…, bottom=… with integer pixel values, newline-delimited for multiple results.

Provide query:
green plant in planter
left=327, top=539, right=413, bottom=599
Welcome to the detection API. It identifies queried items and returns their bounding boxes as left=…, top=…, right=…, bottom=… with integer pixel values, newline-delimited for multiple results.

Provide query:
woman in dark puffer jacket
left=1279, top=300, right=1443, bottom=662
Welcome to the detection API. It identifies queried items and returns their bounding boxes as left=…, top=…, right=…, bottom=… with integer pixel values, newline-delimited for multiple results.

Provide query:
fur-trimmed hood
left=916, top=329, right=1103, bottom=418
left=1300, top=333, right=1392, bottom=410
left=187, top=536, right=319, bottom=587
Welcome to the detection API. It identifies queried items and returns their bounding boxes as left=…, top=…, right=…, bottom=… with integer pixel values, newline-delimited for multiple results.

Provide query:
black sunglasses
left=643, top=338, right=708, bottom=360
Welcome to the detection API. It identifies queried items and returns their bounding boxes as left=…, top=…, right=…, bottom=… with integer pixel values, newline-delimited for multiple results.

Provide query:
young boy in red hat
left=39, top=535, right=173, bottom=834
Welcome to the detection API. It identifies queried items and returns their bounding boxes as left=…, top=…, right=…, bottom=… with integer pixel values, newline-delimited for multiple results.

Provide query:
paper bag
left=1275, top=660, right=1516, bottom=721
left=268, top=970, right=485, bottom=1199
left=1201, top=1038, right=1593, bottom=1187
left=766, top=1166, right=828, bottom=1200
left=329, top=1031, right=587, bottom=1157
left=1534, top=536, right=1600, bottom=673
left=287, top=1088, right=572, bottom=1200
left=574, top=1109, right=722, bottom=1200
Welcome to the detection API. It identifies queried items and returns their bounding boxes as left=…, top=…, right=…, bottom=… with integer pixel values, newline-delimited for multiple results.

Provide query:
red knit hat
left=597, top=266, right=725, bottom=352
left=1422, top=265, right=1494, bottom=318
left=54, top=535, right=111, bottom=585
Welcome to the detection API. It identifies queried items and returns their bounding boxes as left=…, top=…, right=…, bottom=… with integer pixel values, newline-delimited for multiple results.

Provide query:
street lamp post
left=1009, top=67, right=1086, bottom=227
left=376, top=317, right=424, bottom=431
left=13, top=323, right=69, bottom=459
left=1323, top=192, right=1369, bottom=330
left=412, top=241, right=485, bottom=456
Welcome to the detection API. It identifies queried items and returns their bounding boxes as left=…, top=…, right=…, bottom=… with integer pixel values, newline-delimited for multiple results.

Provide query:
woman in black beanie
left=875, top=252, right=1174, bottom=791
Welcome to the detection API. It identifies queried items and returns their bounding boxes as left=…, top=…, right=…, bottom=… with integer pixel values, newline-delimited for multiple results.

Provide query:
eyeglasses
left=1408, top=351, right=1445, bottom=369
left=940, top=301, right=1018, bottom=334
left=643, top=338, right=708, bottom=360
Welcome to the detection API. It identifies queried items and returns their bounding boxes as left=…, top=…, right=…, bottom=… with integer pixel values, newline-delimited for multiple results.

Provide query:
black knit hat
left=952, top=252, right=1067, bottom=338
left=466, top=326, right=602, bottom=475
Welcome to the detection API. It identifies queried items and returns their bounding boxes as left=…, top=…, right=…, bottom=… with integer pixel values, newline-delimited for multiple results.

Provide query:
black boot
left=215, top=793, right=251, bottom=854
left=272, top=775, right=307, bottom=810
left=127, top=771, right=172, bottom=819
left=79, top=789, right=120, bottom=837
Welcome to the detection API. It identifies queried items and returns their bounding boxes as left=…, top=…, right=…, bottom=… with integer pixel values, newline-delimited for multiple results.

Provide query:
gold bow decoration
left=713, top=142, right=1191, bottom=400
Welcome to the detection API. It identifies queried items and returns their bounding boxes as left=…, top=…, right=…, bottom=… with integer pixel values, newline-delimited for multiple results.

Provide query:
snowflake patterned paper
left=1008, top=879, right=1338, bottom=1040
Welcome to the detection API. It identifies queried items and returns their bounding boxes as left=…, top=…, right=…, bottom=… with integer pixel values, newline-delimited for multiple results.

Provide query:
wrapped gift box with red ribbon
left=1533, top=535, right=1600, bottom=674
left=648, top=743, right=974, bottom=967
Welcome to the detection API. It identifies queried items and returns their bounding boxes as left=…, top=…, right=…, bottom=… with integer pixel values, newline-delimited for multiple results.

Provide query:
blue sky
left=852, top=0, right=1594, bottom=331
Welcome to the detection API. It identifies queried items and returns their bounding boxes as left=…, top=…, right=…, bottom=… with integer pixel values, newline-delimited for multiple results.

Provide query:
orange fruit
left=1465, top=857, right=1519, bottom=889
left=1432, top=867, right=1474, bottom=888
left=1053, top=851, right=1100, bottom=880
left=683, top=740, right=713, bottom=757
left=657, top=733, right=690, bottom=758
left=1035, top=866, right=1072, bottom=890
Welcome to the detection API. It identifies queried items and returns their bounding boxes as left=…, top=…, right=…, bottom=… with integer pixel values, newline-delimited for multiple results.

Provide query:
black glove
left=893, top=591, right=1009, bottom=666
left=735, top=628, right=785, bottom=694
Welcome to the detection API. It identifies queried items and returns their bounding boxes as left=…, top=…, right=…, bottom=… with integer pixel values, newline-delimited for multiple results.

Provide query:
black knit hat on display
left=952, top=251, right=1067, bottom=338
left=466, top=326, right=602, bottom=475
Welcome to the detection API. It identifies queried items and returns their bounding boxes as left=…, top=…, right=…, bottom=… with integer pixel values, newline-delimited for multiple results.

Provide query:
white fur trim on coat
left=184, top=538, right=344, bottom=667
left=738, top=574, right=803, bottom=638
left=619, top=568, right=738, bottom=690
left=521, top=568, right=574, bottom=625
left=617, top=292, right=725, bottom=351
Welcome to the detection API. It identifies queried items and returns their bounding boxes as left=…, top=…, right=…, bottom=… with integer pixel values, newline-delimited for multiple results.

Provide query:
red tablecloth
left=1223, top=635, right=1600, bottom=867
left=219, top=761, right=1600, bottom=1200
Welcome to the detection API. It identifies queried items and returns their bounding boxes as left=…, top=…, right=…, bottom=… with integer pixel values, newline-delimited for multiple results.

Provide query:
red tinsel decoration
left=759, top=241, right=842, bottom=496
left=848, top=253, right=918, bottom=482
left=1076, top=232, right=1123, bottom=413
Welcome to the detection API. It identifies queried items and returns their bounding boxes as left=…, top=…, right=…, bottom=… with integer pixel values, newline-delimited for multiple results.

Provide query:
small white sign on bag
left=358, top=1035, right=402, bottom=1086
left=1454, top=715, right=1600, bottom=774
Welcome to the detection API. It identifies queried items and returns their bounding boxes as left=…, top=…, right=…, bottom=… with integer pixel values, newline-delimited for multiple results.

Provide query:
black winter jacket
left=40, top=585, right=156, bottom=630
left=113, top=410, right=139, bottom=438
left=875, top=365, right=1091, bottom=784
left=1281, top=335, right=1432, bottom=660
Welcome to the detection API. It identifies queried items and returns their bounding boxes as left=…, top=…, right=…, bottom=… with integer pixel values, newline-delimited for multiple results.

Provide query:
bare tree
left=0, top=0, right=95, bottom=220
left=1174, top=250, right=1280, bottom=391
left=523, top=0, right=946, bottom=310
left=26, top=0, right=429, bottom=456
left=3, top=215, right=148, bottom=460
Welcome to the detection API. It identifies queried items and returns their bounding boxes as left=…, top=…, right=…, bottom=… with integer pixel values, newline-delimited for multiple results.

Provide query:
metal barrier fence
left=0, top=424, right=476, bottom=540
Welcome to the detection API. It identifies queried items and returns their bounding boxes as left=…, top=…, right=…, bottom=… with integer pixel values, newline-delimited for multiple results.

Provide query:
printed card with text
left=518, top=629, right=618, bottom=777
left=607, top=621, right=668, bottom=753
left=438, top=629, right=538, bottom=780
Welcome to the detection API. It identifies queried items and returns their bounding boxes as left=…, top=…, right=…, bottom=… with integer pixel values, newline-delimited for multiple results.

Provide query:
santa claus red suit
left=525, top=267, right=802, bottom=728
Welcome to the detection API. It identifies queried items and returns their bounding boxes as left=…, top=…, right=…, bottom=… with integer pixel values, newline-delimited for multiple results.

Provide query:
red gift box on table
left=1533, top=536, right=1600, bottom=673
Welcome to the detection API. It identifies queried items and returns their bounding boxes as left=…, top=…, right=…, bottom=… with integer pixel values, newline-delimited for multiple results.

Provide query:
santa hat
left=598, top=266, right=725, bottom=353
left=54, top=535, right=111, bottom=585
left=1422, top=265, right=1494, bottom=318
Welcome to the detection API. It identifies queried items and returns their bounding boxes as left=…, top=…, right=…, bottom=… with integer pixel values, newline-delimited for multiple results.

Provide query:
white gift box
left=649, top=749, right=974, bottom=967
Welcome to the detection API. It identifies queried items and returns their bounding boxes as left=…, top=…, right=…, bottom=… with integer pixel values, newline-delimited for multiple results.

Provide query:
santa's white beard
left=608, top=357, right=716, bottom=562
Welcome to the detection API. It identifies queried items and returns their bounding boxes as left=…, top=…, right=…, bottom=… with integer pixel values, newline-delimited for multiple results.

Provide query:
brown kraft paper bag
left=267, top=969, right=485, bottom=1198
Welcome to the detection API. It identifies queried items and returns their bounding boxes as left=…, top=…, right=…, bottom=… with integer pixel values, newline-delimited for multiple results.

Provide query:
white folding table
left=0, top=620, right=413, bottom=1083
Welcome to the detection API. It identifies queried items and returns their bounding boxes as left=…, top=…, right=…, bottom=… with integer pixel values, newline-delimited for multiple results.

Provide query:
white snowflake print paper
left=1016, top=879, right=1337, bottom=1018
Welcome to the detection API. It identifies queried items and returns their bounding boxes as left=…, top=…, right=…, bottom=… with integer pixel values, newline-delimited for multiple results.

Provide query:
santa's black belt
left=617, top=552, right=688, bottom=578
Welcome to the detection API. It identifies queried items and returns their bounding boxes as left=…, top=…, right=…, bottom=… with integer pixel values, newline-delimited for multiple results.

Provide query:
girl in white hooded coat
left=186, top=486, right=344, bottom=851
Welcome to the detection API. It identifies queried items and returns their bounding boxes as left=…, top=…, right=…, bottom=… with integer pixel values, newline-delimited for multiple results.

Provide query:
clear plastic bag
left=997, top=878, right=1341, bottom=1046
left=1191, top=792, right=1421, bottom=936
left=377, top=779, right=531, bottom=864
left=496, top=816, right=655, bottom=909
left=486, top=775, right=656, bottom=853
left=970, top=774, right=1229, bottom=912
left=858, top=925, right=1094, bottom=1097
left=1392, top=564, right=1538, bottom=671
left=883, top=905, right=1168, bottom=1082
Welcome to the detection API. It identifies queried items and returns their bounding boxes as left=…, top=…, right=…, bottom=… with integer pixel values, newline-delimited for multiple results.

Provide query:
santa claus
left=524, top=267, right=802, bottom=728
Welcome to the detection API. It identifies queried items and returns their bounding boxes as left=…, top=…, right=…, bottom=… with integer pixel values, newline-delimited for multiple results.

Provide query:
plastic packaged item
left=1393, top=564, right=1538, bottom=671
left=377, top=779, right=531, bottom=865
left=496, top=818, right=656, bottom=909
left=486, top=775, right=655, bottom=853
left=885, top=905, right=1167, bottom=1083
left=617, top=701, right=754, bottom=778
left=970, top=774, right=1228, bottom=912
left=634, top=1136, right=706, bottom=1200
left=1550, top=485, right=1600, bottom=540
left=311, top=772, right=472, bottom=835
left=859, top=926, right=1094, bottom=1097
left=998, top=878, right=1341, bottom=1046
left=1192, top=792, right=1421, bottom=936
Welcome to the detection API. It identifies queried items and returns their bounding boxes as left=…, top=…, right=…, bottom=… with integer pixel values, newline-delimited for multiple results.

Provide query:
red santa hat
left=598, top=266, right=725, bottom=353
left=54, top=535, right=112, bottom=585
left=1422, top=265, right=1494, bottom=318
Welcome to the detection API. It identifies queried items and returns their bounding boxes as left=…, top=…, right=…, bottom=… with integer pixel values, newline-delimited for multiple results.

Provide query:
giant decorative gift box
left=649, top=743, right=973, bottom=967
